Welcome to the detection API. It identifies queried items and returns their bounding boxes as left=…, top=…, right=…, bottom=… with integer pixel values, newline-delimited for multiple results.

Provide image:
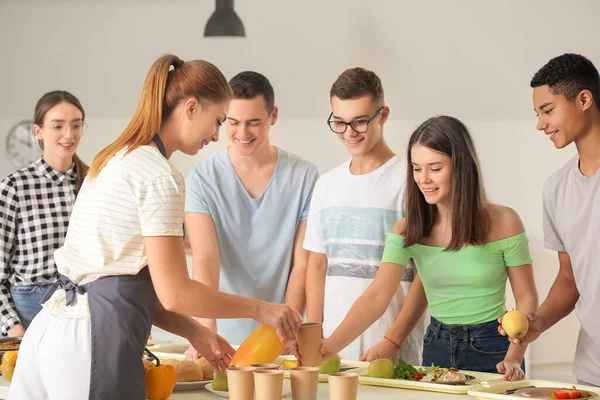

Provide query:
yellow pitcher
left=230, top=324, right=284, bottom=367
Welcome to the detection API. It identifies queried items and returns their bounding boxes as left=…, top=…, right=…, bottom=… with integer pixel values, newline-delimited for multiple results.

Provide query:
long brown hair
left=34, top=90, right=89, bottom=194
left=403, top=116, right=490, bottom=251
left=88, top=54, right=231, bottom=178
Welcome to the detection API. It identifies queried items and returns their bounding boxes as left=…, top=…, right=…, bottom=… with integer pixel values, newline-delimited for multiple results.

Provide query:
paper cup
left=250, top=363, right=280, bottom=370
left=227, top=367, right=256, bottom=400
left=290, top=367, right=319, bottom=400
left=328, top=372, right=358, bottom=400
left=296, top=322, right=322, bottom=367
left=254, top=369, right=284, bottom=400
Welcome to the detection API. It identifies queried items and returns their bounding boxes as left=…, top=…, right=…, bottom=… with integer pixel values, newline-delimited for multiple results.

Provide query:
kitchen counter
left=0, top=378, right=491, bottom=399
left=0, top=343, right=507, bottom=399
left=169, top=383, right=479, bottom=399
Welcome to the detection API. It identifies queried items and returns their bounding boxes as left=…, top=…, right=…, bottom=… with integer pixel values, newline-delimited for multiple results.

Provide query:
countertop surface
left=0, top=376, right=494, bottom=399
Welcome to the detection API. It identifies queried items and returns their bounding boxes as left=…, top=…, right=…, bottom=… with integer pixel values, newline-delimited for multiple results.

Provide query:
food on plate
left=368, top=358, right=394, bottom=379
left=194, top=357, right=214, bottom=378
left=319, top=354, right=341, bottom=374
left=551, top=387, right=595, bottom=399
left=161, top=359, right=204, bottom=382
left=280, top=359, right=299, bottom=370
left=419, top=367, right=469, bottom=383
left=391, top=357, right=474, bottom=384
left=393, top=357, right=431, bottom=380
left=143, top=349, right=177, bottom=400
left=501, top=310, right=529, bottom=339
left=212, top=372, right=229, bottom=391
left=0, top=351, right=19, bottom=382
left=0, top=341, right=20, bottom=350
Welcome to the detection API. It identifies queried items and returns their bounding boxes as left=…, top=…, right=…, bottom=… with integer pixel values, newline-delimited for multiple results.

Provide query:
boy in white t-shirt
left=304, top=67, right=426, bottom=363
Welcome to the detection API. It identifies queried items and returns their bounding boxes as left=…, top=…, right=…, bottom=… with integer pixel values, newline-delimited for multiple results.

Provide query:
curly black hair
left=531, top=53, right=600, bottom=111
left=229, top=71, right=275, bottom=112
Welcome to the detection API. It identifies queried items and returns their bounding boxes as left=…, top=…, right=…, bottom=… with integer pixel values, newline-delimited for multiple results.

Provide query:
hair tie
left=173, top=59, right=184, bottom=69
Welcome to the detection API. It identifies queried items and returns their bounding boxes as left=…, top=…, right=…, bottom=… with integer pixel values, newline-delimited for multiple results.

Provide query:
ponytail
left=88, top=55, right=183, bottom=178
left=88, top=54, right=230, bottom=179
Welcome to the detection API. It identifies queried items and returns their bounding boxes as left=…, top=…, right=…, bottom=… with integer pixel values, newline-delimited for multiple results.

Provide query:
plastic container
left=230, top=324, right=284, bottom=367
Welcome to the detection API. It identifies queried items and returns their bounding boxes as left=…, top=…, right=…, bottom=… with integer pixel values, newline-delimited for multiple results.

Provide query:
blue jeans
left=9, top=284, right=52, bottom=330
left=422, top=317, right=524, bottom=373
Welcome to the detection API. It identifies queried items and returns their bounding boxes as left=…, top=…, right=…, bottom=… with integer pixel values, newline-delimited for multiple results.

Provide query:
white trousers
left=8, top=309, right=92, bottom=400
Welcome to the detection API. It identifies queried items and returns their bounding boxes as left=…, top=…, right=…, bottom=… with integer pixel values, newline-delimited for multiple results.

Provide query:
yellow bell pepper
left=144, top=348, right=176, bottom=400
left=1, top=351, right=18, bottom=383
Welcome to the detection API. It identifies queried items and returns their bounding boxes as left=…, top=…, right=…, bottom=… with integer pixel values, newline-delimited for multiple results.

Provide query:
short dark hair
left=229, top=71, right=275, bottom=112
left=330, top=67, right=384, bottom=104
left=531, top=53, right=600, bottom=111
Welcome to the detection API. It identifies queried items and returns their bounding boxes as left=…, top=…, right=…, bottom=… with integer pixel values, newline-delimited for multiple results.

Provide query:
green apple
left=319, top=354, right=341, bottom=374
left=368, top=358, right=394, bottom=379
left=213, top=372, right=229, bottom=391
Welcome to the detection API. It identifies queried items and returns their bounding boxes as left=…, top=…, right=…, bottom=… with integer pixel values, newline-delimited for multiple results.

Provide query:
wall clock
left=6, top=120, right=39, bottom=168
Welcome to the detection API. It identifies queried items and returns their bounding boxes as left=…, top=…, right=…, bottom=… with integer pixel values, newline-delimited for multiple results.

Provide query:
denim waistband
left=429, top=316, right=500, bottom=342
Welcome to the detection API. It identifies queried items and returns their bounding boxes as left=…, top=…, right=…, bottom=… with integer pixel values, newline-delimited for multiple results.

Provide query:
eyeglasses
left=38, top=122, right=86, bottom=135
left=327, top=106, right=384, bottom=134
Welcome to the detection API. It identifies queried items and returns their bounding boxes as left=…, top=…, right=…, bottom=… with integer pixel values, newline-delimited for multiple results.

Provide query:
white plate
left=173, top=380, right=212, bottom=391
left=205, top=381, right=292, bottom=398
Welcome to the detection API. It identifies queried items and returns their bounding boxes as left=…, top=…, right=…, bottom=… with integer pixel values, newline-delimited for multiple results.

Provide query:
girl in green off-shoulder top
left=321, top=116, right=538, bottom=381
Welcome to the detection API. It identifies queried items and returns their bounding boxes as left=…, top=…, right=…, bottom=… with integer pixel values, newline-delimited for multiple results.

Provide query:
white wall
left=1, top=0, right=595, bottom=366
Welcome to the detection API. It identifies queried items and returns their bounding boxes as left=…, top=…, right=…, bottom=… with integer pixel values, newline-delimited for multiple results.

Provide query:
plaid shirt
left=0, top=158, right=77, bottom=334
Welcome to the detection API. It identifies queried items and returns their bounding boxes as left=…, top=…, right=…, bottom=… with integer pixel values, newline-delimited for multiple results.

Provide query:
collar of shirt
left=35, top=157, right=77, bottom=185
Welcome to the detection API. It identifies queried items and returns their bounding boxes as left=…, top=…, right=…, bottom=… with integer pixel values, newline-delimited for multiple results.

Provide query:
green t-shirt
left=381, top=232, right=533, bottom=325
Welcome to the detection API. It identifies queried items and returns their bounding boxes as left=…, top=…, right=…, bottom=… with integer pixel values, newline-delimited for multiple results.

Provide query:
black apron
left=41, top=136, right=171, bottom=400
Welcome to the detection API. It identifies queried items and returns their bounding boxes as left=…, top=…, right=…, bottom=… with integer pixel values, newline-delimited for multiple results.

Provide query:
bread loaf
left=194, top=357, right=214, bottom=379
left=161, top=359, right=204, bottom=382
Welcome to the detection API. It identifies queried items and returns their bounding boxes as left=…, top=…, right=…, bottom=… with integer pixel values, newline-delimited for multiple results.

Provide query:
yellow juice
left=230, top=324, right=284, bottom=367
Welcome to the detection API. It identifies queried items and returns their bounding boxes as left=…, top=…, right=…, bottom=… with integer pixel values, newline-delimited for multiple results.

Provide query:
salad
left=393, top=357, right=469, bottom=383
left=420, top=367, right=467, bottom=383
left=393, top=357, right=436, bottom=381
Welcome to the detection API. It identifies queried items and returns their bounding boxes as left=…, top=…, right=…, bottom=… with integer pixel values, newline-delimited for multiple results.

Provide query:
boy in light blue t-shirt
left=184, top=72, right=319, bottom=349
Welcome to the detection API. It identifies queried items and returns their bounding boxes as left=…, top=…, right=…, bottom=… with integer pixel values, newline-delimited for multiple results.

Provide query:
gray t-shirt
left=543, top=155, right=600, bottom=386
left=185, top=147, right=319, bottom=345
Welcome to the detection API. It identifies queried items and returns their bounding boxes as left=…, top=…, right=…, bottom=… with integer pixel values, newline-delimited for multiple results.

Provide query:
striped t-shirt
left=44, top=146, right=184, bottom=318
left=303, top=156, right=426, bottom=364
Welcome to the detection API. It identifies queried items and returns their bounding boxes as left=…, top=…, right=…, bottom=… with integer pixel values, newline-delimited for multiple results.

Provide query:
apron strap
left=152, top=135, right=167, bottom=158
left=40, top=274, right=88, bottom=306
left=151, top=134, right=186, bottom=239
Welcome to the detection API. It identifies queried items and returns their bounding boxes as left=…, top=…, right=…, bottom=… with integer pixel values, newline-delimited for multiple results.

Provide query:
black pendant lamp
left=204, top=0, right=245, bottom=37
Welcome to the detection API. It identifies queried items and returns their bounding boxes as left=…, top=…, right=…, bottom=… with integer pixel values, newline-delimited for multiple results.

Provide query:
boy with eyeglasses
left=304, top=67, right=426, bottom=363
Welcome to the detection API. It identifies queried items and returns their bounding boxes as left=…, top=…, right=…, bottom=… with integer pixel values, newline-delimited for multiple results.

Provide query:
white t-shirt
left=45, top=146, right=185, bottom=318
left=543, top=156, right=600, bottom=386
left=303, top=155, right=426, bottom=363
